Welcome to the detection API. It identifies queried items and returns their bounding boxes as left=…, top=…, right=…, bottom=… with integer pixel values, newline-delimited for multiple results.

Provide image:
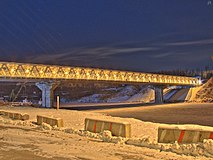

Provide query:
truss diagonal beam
left=0, top=62, right=199, bottom=86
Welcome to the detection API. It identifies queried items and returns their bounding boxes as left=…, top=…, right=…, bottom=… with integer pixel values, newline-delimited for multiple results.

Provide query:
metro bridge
left=0, top=61, right=200, bottom=107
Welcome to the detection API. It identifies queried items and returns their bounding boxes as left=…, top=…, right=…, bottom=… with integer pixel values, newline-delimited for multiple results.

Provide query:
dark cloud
left=0, top=0, right=212, bottom=72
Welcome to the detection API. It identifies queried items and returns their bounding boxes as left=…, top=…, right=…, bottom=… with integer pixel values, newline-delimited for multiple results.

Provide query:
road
left=168, top=88, right=189, bottom=102
left=60, top=102, right=152, bottom=110
left=92, top=103, right=213, bottom=127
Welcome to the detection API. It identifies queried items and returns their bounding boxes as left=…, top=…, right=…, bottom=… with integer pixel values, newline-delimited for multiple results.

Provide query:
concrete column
left=154, top=86, right=164, bottom=104
left=36, top=82, right=58, bottom=108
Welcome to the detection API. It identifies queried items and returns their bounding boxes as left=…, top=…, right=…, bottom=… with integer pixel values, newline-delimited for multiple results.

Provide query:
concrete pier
left=154, top=86, right=164, bottom=104
left=36, top=82, right=58, bottom=108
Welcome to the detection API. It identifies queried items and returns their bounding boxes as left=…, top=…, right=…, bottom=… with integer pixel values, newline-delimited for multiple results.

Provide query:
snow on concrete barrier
left=158, top=127, right=213, bottom=143
left=84, top=118, right=131, bottom=138
left=0, top=110, right=29, bottom=120
left=37, top=115, right=64, bottom=127
left=0, top=110, right=4, bottom=115
left=11, top=102, right=32, bottom=106
left=200, top=131, right=213, bottom=142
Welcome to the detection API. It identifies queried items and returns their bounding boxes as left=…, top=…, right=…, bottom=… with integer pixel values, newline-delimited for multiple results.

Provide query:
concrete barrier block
left=13, top=113, right=22, bottom=119
left=37, top=115, right=43, bottom=125
left=8, top=112, right=14, bottom=119
left=21, top=114, right=30, bottom=120
left=158, top=127, right=213, bottom=143
left=0, top=110, right=29, bottom=121
left=200, top=131, right=213, bottom=142
left=85, top=118, right=131, bottom=138
left=158, top=127, right=198, bottom=143
left=4, top=111, right=9, bottom=117
left=0, top=110, right=4, bottom=115
left=37, top=115, right=64, bottom=127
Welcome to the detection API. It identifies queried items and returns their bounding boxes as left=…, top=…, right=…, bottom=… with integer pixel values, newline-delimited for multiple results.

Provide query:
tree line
left=155, top=65, right=213, bottom=79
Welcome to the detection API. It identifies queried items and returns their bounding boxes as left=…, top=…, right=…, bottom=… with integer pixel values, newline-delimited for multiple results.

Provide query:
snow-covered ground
left=77, top=94, right=104, bottom=103
left=70, top=85, right=154, bottom=103
left=1, top=104, right=213, bottom=159
left=72, top=85, right=141, bottom=103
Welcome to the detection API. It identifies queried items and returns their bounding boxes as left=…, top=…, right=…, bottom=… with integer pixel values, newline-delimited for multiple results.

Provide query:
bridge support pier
left=36, top=82, right=58, bottom=108
left=154, top=86, right=164, bottom=104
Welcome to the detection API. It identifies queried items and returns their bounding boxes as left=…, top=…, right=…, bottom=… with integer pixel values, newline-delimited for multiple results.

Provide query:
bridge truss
left=0, top=62, right=199, bottom=86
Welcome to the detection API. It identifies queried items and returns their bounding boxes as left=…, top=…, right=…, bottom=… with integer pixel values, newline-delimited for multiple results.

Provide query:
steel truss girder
left=0, top=62, right=199, bottom=86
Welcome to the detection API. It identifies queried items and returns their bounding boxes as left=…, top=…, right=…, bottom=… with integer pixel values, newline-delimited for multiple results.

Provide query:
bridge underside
left=0, top=77, right=198, bottom=87
left=0, top=79, right=168, bottom=107
left=34, top=82, right=164, bottom=108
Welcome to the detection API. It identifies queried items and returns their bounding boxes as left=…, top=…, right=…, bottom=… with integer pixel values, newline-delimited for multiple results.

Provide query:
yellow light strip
left=0, top=61, right=200, bottom=86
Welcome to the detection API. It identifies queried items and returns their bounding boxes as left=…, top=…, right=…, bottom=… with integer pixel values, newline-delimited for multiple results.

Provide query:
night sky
left=0, top=0, right=212, bottom=72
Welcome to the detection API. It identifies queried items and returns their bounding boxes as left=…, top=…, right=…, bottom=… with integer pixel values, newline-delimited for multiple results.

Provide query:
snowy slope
left=77, top=94, right=104, bottom=103
left=74, top=85, right=156, bottom=103
left=107, top=85, right=139, bottom=102
left=126, top=86, right=154, bottom=103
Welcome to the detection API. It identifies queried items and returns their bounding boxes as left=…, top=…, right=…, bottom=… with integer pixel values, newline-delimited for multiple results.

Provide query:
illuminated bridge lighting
left=0, top=61, right=199, bottom=86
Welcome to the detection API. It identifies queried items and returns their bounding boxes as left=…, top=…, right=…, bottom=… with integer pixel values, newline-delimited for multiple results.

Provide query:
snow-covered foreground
left=0, top=104, right=213, bottom=159
left=1, top=123, right=209, bottom=160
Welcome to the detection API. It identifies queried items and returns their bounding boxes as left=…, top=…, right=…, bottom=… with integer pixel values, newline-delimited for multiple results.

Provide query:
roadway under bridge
left=0, top=61, right=200, bottom=107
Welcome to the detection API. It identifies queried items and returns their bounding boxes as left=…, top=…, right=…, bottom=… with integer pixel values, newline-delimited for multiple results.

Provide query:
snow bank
left=189, top=78, right=213, bottom=103
left=0, top=116, right=34, bottom=127
left=63, top=126, right=213, bottom=158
